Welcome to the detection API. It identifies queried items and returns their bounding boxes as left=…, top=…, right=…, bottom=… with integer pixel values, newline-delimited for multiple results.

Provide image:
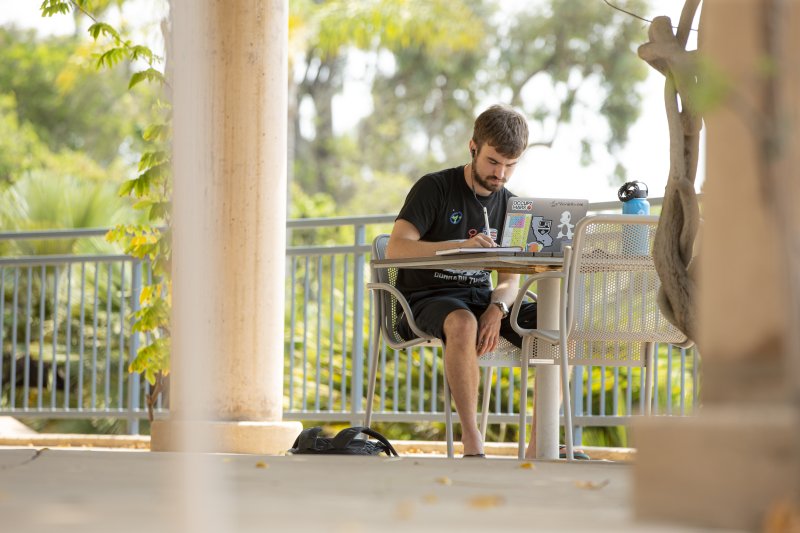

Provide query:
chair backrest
left=371, top=234, right=417, bottom=348
left=563, top=215, right=690, bottom=366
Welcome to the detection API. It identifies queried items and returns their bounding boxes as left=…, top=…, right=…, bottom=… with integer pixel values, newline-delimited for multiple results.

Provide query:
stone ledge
left=150, top=420, right=302, bottom=454
left=0, top=434, right=150, bottom=449
left=396, top=440, right=635, bottom=461
left=0, top=432, right=634, bottom=461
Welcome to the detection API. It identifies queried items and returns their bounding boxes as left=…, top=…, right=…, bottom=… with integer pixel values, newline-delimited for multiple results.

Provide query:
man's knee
left=443, top=309, right=478, bottom=341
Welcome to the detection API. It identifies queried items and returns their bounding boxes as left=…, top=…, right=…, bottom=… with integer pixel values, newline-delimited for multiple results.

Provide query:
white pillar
left=152, top=0, right=301, bottom=454
left=634, top=1, right=800, bottom=529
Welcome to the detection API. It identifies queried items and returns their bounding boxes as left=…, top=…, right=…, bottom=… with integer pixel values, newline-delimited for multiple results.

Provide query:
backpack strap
left=331, top=426, right=399, bottom=457
left=290, top=426, right=326, bottom=452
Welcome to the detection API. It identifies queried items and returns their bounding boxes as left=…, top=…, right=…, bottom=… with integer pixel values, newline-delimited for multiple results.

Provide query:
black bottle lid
left=618, top=181, right=649, bottom=202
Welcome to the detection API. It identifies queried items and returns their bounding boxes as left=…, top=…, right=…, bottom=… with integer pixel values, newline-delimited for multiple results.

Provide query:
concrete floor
left=0, top=447, right=729, bottom=533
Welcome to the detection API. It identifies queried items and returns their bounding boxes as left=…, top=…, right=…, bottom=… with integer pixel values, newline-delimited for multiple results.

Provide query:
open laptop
left=499, top=197, right=589, bottom=256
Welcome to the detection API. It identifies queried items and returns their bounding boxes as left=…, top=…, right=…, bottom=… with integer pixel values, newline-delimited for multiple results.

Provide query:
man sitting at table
left=386, top=104, right=539, bottom=458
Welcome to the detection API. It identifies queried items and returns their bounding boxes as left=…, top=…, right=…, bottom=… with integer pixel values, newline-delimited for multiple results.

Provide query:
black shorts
left=397, top=288, right=537, bottom=348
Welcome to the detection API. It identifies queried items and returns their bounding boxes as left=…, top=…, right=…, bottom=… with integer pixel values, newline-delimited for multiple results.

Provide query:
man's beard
left=472, top=164, right=505, bottom=193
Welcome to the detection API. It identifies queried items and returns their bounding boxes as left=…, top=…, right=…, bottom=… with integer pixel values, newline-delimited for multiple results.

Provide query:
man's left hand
left=476, top=305, right=504, bottom=356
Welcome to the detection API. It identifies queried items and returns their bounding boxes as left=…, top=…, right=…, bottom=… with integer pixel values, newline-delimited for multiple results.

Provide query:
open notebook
left=436, top=246, right=522, bottom=255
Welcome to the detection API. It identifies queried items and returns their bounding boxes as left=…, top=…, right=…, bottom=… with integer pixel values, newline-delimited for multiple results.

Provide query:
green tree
left=0, top=93, right=44, bottom=186
left=289, top=0, right=484, bottom=204
left=0, top=26, right=155, bottom=166
left=38, top=0, right=170, bottom=417
left=291, top=0, right=651, bottom=212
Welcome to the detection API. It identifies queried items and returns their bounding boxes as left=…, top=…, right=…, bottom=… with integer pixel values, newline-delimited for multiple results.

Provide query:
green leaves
left=129, top=45, right=155, bottom=62
left=137, top=150, right=168, bottom=172
left=96, top=46, right=127, bottom=68
left=87, top=22, right=120, bottom=41
left=43, top=0, right=173, bottom=417
left=39, top=1, right=72, bottom=17
left=133, top=297, right=170, bottom=333
left=128, top=68, right=165, bottom=89
left=142, top=123, right=169, bottom=142
left=129, top=337, right=171, bottom=384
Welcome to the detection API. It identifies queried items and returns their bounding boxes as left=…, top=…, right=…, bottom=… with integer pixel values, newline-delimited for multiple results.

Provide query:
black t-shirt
left=395, top=166, right=514, bottom=300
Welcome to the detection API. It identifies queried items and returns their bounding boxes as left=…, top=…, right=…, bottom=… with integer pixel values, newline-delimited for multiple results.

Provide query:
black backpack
left=288, top=426, right=399, bottom=457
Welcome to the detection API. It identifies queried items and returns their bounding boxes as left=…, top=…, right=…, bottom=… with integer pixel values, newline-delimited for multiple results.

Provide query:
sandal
left=559, top=445, right=590, bottom=460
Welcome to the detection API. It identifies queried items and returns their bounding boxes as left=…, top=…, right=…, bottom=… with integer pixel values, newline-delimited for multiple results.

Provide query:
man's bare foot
left=461, top=428, right=484, bottom=456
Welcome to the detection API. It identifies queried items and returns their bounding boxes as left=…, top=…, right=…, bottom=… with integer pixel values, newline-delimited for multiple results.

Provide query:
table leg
left=533, top=277, right=560, bottom=460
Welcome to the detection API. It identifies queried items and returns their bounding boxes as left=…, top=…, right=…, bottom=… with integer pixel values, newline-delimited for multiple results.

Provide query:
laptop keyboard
left=517, top=251, right=564, bottom=258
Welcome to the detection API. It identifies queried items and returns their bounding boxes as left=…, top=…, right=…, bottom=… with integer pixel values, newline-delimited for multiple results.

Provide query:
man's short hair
left=472, top=104, right=529, bottom=159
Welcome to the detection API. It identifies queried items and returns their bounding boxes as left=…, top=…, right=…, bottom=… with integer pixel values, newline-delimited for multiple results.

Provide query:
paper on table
left=436, top=247, right=523, bottom=255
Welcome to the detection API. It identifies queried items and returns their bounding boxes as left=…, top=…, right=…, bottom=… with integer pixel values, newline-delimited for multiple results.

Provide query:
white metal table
left=371, top=252, right=564, bottom=459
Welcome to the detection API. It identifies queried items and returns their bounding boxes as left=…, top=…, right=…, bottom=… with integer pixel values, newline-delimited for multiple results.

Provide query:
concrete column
left=634, top=1, right=800, bottom=530
left=151, top=0, right=301, bottom=454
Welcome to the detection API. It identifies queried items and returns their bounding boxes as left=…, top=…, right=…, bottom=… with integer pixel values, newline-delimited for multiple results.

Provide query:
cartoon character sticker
left=530, top=216, right=553, bottom=251
left=556, top=211, right=574, bottom=240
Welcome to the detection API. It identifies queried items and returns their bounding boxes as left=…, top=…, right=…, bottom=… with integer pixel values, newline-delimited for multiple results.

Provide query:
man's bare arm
left=386, top=219, right=497, bottom=259
left=491, top=272, right=521, bottom=306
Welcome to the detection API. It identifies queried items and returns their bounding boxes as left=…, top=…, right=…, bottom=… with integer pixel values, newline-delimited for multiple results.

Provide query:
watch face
left=494, top=302, right=509, bottom=316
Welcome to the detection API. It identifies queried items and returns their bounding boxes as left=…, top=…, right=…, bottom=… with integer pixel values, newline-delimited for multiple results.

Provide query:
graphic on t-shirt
left=504, top=213, right=532, bottom=248
left=556, top=211, right=574, bottom=239
left=436, top=269, right=490, bottom=285
left=449, top=211, right=463, bottom=224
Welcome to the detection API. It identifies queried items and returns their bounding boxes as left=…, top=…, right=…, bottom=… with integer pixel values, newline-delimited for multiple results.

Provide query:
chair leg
left=518, top=359, right=528, bottom=460
left=364, top=300, right=382, bottom=428
left=644, top=342, right=655, bottom=416
left=444, top=368, right=454, bottom=459
left=560, top=338, right=575, bottom=461
left=479, top=367, right=493, bottom=441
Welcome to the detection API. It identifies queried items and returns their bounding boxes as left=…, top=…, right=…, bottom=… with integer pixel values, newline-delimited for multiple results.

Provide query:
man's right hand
left=463, top=233, right=497, bottom=248
left=387, top=218, right=497, bottom=258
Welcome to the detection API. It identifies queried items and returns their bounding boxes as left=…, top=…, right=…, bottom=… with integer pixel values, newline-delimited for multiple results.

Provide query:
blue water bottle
left=618, top=181, right=650, bottom=254
left=618, top=181, right=650, bottom=215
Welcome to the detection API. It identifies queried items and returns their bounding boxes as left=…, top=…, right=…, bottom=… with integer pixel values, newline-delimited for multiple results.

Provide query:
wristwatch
left=491, top=301, right=510, bottom=318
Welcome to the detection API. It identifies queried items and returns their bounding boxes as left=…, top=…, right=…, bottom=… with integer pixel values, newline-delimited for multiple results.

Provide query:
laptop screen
left=499, top=198, right=589, bottom=254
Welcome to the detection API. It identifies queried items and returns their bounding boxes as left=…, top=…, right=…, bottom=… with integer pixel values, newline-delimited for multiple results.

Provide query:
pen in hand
left=482, top=207, right=495, bottom=246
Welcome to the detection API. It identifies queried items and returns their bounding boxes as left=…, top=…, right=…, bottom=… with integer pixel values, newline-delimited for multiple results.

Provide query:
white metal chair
left=363, top=234, right=541, bottom=458
left=510, top=214, right=694, bottom=460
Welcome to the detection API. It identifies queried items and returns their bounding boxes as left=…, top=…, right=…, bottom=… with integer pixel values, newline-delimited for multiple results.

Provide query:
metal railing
left=1, top=198, right=700, bottom=444
left=0, top=228, right=145, bottom=433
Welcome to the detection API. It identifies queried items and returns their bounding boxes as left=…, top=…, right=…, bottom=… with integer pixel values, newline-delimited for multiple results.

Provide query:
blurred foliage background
left=0, top=0, right=691, bottom=445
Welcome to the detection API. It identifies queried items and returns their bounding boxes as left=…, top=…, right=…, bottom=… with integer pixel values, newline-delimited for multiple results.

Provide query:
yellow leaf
left=574, top=479, right=610, bottom=490
left=467, top=495, right=504, bottom=509
left=434, top=476, right=452, bottom=486
left=255, top=461, right=268, bottom=469
left=394, top=500, right=414, bottom=520
left=421, top=494, right=438, bottom=504
left=762, top=499, right=800, bottom=533
left=519, top=462, right=535, bottom=469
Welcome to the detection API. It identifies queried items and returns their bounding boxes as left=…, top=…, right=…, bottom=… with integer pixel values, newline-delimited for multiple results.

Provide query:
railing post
left=127, top=260, right=142, bottom=435
left=350, top=224, right=366, bottom=423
